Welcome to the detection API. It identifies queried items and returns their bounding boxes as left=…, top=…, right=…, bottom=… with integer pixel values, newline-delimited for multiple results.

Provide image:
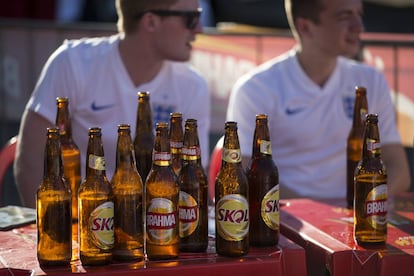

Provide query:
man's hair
left=116, top=0, right=178, bottom=34
left=285, top=0, right=325, bottom=37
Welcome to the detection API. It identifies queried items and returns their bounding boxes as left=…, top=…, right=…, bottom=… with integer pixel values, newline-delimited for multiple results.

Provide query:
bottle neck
left=362, top=123, right=381, bottom=159
left=115, top=134, right=136, bottom=170
left=44, top=133, right=64, bottom=178
left=86, top=134, right=107, bottom=177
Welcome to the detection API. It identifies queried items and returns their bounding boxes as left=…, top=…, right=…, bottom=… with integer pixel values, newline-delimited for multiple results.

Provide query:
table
left=280, top=193, right=414, bottom=276
left=0, top=224, right=306, bottom=275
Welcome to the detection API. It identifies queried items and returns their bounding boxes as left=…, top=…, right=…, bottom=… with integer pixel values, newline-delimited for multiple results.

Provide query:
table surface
left=0, top=223, right=306, bottom=276
left=280, top=192, right=414, bottom=276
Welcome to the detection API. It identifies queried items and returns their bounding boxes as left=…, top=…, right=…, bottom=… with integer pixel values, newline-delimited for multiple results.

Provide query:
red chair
left=0, top=136, right=18, bottom=204
left=208, top=135, right=223, bottom=204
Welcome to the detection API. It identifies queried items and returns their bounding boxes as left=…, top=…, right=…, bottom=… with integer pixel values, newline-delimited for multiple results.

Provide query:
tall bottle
left=37, top=127, right=72, bottom=266
left=347, top=87, right=368, bottom=208
left=215, top=121, right=249, bottom=257
left=354, top=114, right=387, bottom=245
left=169, top=112, right=184, bottom=176
left=178, top=119, right=208, bottom=252
left=145, top=122, right=180, bottom=260
left=78, top=128, right=114, bottom=265
left=246, top=114, right=279, bottom=247
left=55, top=97, right=81, bottom=221
left=111, top=124, right=144, bottom=261
left=133, top=91, right=154, bottom=183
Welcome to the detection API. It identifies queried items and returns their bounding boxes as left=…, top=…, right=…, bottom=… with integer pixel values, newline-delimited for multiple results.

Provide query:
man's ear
left=141, top=13, right=160, bottom=32
left=295, top=17, right=312, bottom=38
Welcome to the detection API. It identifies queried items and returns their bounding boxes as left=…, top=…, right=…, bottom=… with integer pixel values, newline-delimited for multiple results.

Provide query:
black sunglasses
left=136, top=8, right=202, bottom=30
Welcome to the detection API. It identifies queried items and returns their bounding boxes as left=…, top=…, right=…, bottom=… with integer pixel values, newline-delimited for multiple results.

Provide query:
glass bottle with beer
left=215, top=121, right=249, bottom=257
left=111, top=124, right=144, bottom=261
left=178, top=119, right=208, bottom=252
left=169, top=112, right=184, bottom=176
left=55, top=97, right=81, bottom=222
left=347, top=86, right=368, bottom=208
left=37, top=127, right=72, bottom=266
left=354, top=114, right=387, bottom=245
left=246, top=114, right=279, bottom=247
left=133, top=91, right=154, bottom=183
left=78, top=127, right=114, bottom=265
left=145, top=122, right=180, bottom=260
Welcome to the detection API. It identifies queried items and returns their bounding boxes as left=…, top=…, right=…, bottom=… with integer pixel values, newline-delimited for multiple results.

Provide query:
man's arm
left=14, top=109, right=54, bottom=208
left=382, top=143, right=411, bottom=197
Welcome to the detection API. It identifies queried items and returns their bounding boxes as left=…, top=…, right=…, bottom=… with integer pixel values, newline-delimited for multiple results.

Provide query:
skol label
left=88, top=154, right=105, bottom=171
left=89, top=202, right=114, bottom=249
left=259, top=140, right=272, bottom=155
left=261, top=184, right=279, bottom=230
left=179, top=191, right=199, bottom=238
left=216, top=194, right=249, bottom=241
left=365, top=184, right=388, bottom=229
left=222, top=149, right=242, bottom=163
left=147, top=198, right=177, bottom=243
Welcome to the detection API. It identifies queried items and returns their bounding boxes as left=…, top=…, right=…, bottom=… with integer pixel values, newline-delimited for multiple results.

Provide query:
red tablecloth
left=280, top=193, right=414, bottom=276
left=0, top=224, right=306, bottom=276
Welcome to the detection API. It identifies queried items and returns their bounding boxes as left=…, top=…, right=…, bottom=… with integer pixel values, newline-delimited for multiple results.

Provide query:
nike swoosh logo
left=91, top=102, right=114, bottom=111
left=285, top=108, right=304, bottom=115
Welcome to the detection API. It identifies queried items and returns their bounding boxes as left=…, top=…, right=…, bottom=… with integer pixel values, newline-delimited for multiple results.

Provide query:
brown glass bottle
left=55, top=97, right=81, bottom=221
left=347, top=87, right=368, bottom=208
left=78, top=128, right=114, bottom=265
left=133, top=91, right=154, bottom=183
left=178, top=119, right=208, bottom=252
left=145, top=122, right=180, bottom=260
left=37, top=127, right=72, bottom=266
left=169, top=112, right=184, bottom=176
left=111, top=124, right=144, bottom=261
left=247, top=114, right=279, bottom=247
left=215, top=121, right=249, bottom=257
left=354, top=114, right=387, bottom=245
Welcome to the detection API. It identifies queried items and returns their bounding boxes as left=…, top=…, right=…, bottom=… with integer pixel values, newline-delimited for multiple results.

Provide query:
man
left=15, top=0, right=210, bottom=207
left=226, top=0, right=410, bottom=199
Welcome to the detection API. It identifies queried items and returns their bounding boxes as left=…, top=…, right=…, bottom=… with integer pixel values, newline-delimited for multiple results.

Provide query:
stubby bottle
left=347, top=87, right=368, bottom=208
left=78, top=128, right=114, bottom=265
left=133, top=91, right=154, bottom=183
left=169, top=112, right=184, bottom=176
left=354, top=114, right=387, bottom=245
left=145, top=122, right=180, bottom=260
left=215, top=121, right=249, bottom=257
left=178, top=119, right=208, bottom=252
left=247, top=114, right=279, bottom=247
left=37, top=127, right=72, bottom=266
left=111, top=124, right=144, bottom=261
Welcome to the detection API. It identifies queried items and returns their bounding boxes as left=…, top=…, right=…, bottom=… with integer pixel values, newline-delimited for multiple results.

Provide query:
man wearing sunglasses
left=15, top=0, right=210, bottom=208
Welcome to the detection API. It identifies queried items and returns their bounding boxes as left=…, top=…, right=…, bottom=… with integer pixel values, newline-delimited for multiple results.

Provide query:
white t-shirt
left=28, top=34, right=210, bottom=180
left=226, top=49, right=401, bottom=198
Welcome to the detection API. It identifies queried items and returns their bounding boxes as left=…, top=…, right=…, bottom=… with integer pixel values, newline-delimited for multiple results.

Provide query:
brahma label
left=365, top=184, right=388, bottom=228
left=261, top=184, right=279, bottom=230
left=179, top=191, right=199, bottom=238
left=89, top=202, right=114, bottom=249
left=216, top=194, right=249, bottom=241
left=147, top=198, right=177, bottom=243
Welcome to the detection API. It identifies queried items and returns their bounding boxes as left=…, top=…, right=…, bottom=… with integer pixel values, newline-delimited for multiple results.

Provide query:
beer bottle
left=215, top=121, right=249, bottom=257
left=111, top=124, right=144, bottom=261
left=37, top=127, right=72, bottom=266
left=347, top=87, right=368, bottom=208
left=78, top=127, right=114, bottom=265
left=169, top=112, right=184, bottom=176
left=145, top=122, right=180, bottom=260
left=247, top=114, right=279, bottom=247
left=133, top=91, right=154, bottom=183
left=354, top=114, right=387, bottom=245
left=178, top=119, right=208, bottom=252
left=55, top=97, right=81, bottom=222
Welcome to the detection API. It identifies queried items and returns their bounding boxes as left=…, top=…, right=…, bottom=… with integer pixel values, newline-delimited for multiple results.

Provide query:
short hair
left=116, top=0, right=178, bottom=34
left=285, top=0, right=326, bottom=37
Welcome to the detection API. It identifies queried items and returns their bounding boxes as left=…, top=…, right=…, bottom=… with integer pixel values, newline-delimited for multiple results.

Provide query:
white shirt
left=28, top=34, right=210, bottom=180
left=226, top=49, right=401, bottom=198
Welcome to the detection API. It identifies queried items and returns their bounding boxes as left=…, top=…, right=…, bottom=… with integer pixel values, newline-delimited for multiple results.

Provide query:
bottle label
left=366, top=138, right=381, bottom=153
left=147, top=198, right=177, bottom=243
left=216, top=194, right=249, bottom=241
left=222, top=149, right=242, bottom=163
left=88, top=154, right=106, bottom=171
left=364, top=184, right=388, bottom=229
left=261, top=184, right=279, bottom=230
left=153, top=152, right=171, bottom=166
left=260, top=140, right=272, bottom=155
left=179, top=191, right=199, bottom=238
left=89, top=202, right=114, bottom=249
left=182, top=146, right=200, bottom=161
left=360, top=108, right=368, bottom=120
left=170, top=141, right=183, bottom=153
